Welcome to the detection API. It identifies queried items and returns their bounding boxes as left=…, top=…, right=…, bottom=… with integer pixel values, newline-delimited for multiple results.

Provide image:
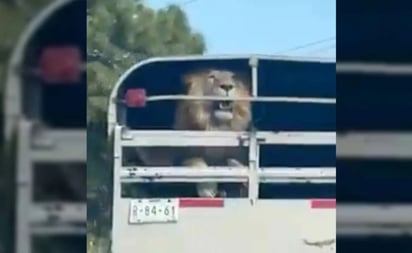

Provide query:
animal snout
left=220, top=84, right=234, bottom=92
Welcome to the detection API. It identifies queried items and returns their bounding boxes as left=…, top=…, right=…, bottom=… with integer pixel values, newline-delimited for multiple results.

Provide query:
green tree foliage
left=87, top=0, right=206, bottom=123
left=87, top=0, right=206, bottom=240
left=87, top=0, right=206, bottom=187
left=0, top=2, right=54, bottom=252
left=0, top=0, right=54, bottom=92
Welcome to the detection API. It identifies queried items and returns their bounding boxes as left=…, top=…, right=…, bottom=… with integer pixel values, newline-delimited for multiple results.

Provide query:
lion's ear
left=182, top=70, right=208, bottom=89
left=182, top=73, right=195, bottom=89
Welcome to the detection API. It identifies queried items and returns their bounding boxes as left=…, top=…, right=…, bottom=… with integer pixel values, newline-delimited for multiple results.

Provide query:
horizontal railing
left=114, top=93, right=336, bottom=187
left=142, top=95, right=336, bottom=104
left=338, top=132, right=412, bottom=159
left=116, top=126, right=335, bottom=184
left=337, top=204, right=412, bottom=236
left=120, top=166, right=335, bottom=183
left=120, top=129, right=336, bottom=147
left=31, top=203, right=86, bottom=224
left=16, top=119, right=87, bottom=244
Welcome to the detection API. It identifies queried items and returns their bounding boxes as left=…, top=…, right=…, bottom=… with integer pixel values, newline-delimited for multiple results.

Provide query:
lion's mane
left=173, top=69, right=252, bottom=197
left=174, top=69, right=251, bottom=131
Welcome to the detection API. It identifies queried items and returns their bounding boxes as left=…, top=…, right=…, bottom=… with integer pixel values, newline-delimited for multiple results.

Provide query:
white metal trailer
left=108, top=55, right=336, bottom=253
left=3, top=1, right=86, bottom=252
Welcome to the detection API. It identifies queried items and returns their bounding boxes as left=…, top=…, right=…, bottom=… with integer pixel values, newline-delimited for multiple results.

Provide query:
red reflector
left=39, top=46, right=82, bottom=84
left=125, top=88, right=146, bottom=107
left=311, top=199, right=336, bottom=209
left=179, top=198, right=224, bottom=208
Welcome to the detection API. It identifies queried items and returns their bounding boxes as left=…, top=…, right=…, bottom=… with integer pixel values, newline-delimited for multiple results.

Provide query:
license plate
left=129, top=198, right=179, bottom=224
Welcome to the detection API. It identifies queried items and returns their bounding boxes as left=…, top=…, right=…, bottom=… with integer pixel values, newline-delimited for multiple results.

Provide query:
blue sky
left=147, top=0, right=335, bottom=58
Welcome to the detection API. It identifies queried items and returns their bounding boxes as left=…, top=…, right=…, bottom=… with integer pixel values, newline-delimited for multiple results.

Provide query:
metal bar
left=121, top=167, right=249, bottom=177
left=121, top=178, right=334, bottom=184
left=120, top=130, right=336, bottom=147
left=120, top=166, right=336, bottom=178
left=144, top=95, right=336, bottom=104
left=111, top=125, right=123, bottom=253
left=30, top=203, right=86, bottom=223
left=248, top=57, right=260, bottom=201
left=259, top=167, right=335, bottom=178
left=337, top=62, right=412, bottom=75
left=260, top=166, right=335, bottom=183
left=259, top=131, right=335, bottom=145
left=337, top=132, right=412, bottom=159
left=16, top=120, right=32, bottom=253
left=248, top=131, right=259, bottom=199
left=260, top=178, right=335, bottom=183
left=337, top=204, right=412, bottom=225
left=31, top=149, right=86, bottom=162
left=250, top=57, right=258, bottom=96
left=121, top=129, right=242, bottom=147
left=31, top=129, right=86, bottom=146
left=121, top=178, right=246, bottom=183
left=338, top=226, right=412, bottom=236
left=121, top=167, right=248, bottom=183
left=119, top=167, right=336, bottom=183
left=31, top=129, right=86, bottom=161
left=31, top=225, right=86, bottom=235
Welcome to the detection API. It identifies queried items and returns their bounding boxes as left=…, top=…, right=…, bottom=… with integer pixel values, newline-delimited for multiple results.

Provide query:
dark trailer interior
left=116, top=57, right=336, bottom=200
left=337, top=2, right=412, bottom=204
left=21, top=0, right=86, bottom=129
left=338, top=1, right=412, bottom=251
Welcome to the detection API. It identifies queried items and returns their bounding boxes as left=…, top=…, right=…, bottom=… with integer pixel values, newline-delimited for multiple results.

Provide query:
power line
left=275, top=37, right=336, bottom=54
left=305, top=43, right=336, bottom=55
left=164, top=0, right=199, bottom=7
left=180, top=0, right=199, bottom=6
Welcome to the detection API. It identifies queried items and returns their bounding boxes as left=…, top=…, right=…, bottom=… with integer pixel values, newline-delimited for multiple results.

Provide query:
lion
left=174, top=69, right=252, bottom=198
left=133, top=69, right=252, bottom=198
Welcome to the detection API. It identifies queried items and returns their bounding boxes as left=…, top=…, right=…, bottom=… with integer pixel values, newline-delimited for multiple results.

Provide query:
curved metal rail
left=143, top=95, right=336, bottom=104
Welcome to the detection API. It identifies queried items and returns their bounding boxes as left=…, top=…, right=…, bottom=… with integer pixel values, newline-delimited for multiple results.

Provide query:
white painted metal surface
left=337, top=204, right=412, bottom=236
left=109, top=56, right=336, bottom=253
left=15, top=120, right=86, bottom=253
left=141, top=94, right=336, bottom=104
left=337, top=132, right=412, bottom=159
left=337, top=62, right=412, bottom=75
left=120, top=130, right=336, bottom=147
left=114, top=199, right=335, bottom=253
left=120, top=166, right=336, bottom=183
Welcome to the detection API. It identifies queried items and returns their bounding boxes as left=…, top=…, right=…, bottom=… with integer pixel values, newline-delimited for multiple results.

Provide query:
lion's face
left=177, top=69, right=251, bottom=131
left=205, top=70, right=244, bottom=122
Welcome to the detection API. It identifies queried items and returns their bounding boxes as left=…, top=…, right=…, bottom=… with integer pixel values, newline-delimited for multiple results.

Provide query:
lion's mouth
left=213, top=101, right=234, bottom=121
left=217, top=101, right=233, bottom=111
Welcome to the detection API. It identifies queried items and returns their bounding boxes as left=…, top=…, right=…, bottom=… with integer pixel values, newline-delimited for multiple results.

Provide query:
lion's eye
left=207, top=74, right=215, bottom=83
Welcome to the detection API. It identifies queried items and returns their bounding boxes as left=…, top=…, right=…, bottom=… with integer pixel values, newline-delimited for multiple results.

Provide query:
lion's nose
left=220, top=84, right=234, bottom=92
